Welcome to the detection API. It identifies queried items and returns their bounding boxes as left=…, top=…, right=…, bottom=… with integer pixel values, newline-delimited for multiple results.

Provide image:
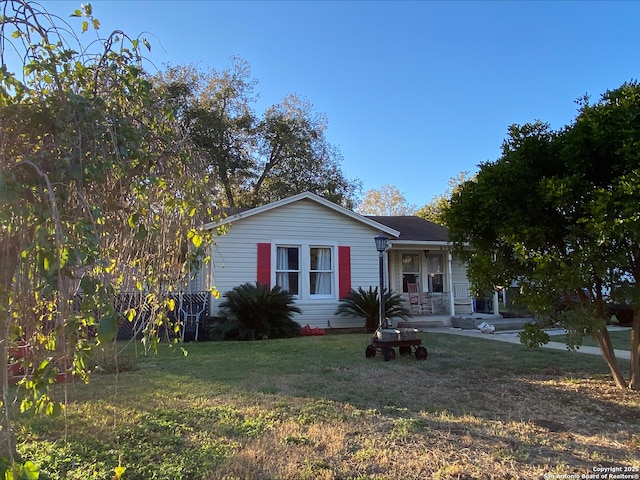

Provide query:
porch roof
left=365, top=216, right=449, bottom=243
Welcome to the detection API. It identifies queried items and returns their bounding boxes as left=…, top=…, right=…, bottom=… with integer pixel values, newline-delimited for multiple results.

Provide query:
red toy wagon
left=365, top=328, right=427, bottom=362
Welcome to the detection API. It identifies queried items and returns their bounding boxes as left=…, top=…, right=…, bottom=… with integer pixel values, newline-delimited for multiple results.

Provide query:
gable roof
left=366, top=216, right=449, bottom=243
left=203, top=192, right=401, bottom=237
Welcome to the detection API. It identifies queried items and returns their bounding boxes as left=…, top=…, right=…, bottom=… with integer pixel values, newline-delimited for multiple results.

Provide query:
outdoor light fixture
left=374, top=233, right=388, bottom=328
left=374, top=233, right=388, bottom=253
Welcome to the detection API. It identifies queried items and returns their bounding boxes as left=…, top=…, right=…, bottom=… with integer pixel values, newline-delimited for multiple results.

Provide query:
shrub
left=214, top=283, right=302, bottom=340
left=335, top=286, right=411, bottom=332
left=518, top=323, right=550, bottom=349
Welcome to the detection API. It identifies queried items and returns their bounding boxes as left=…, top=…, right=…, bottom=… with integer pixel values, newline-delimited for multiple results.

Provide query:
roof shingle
left=365, top=216, right=449, bottom=242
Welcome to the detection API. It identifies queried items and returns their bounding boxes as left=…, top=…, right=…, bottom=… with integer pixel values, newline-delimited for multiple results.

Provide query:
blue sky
left=34, top=1, right=640, bottom=207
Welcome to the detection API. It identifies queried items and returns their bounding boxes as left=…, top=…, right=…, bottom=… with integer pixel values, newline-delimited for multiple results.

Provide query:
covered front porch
left=386, top=244, right=478, bottom=319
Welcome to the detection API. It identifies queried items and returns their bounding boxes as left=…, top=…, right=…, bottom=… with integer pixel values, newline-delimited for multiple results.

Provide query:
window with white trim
left=276, top=246, right=300, bottom=295
left=427, top=254, right=444, bottom=293
left=402, top=253, right=421, bottom=292
left=275, top=243, right=335, bottom=299
left=310, top=247, right=332, bottom=296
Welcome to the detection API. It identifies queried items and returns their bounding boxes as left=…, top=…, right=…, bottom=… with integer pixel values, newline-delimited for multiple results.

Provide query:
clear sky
left=32, top=1, right=640, bottom=207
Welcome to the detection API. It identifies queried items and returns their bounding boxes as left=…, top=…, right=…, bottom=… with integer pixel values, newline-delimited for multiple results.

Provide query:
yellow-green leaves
left=128, top=213, right=148, bottom=240
left=113, top=465, right=126, bottom=480
left=4, top=460, right=39, bottom=480
left=188, top=229, right=204, bottom=248
left=127, top=214, right=138, bottom=229
left=165, top=298, right=175, bottom=311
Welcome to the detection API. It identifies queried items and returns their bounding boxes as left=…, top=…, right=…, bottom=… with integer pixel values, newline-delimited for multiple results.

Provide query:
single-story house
left=191, top=192, right=477, bottom=329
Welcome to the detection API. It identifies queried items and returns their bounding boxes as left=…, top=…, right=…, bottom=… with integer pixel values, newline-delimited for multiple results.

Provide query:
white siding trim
left=204, top=192, right=400, bottom=238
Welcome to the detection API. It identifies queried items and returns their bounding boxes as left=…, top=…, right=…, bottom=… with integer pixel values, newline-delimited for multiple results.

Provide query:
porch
left=388, top=247, right=478, bottom=317
left=397, top=281, right=477, bottom=319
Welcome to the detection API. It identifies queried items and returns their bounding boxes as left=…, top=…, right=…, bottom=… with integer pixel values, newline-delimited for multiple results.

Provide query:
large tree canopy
left=416, top=171, right=472, bottom=226
left=445, top=82, right=640, bottom=390
left=0, top=0, right=215, bottom=467
left=156, top=60, right=361, bottom=209
left=357, top=184, right=416, bottom=216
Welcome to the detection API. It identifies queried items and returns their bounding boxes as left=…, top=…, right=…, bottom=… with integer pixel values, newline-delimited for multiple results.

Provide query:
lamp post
left=374, top=233, right=388, bottom=329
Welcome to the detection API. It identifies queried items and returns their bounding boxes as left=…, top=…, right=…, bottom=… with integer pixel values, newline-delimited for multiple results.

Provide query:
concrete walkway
left=424, top=325, right=632, bottom=360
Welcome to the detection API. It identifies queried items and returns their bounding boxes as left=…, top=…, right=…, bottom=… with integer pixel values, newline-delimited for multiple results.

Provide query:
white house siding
left=450, top=257, right=469, bottom=286
left=209, top=198, right=385, bottom=329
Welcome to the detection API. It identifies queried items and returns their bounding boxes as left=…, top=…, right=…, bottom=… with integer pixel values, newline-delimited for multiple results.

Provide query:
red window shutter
left=257, top=243, right=271, bottom=287
left=338, top=246, right=351, bottom=298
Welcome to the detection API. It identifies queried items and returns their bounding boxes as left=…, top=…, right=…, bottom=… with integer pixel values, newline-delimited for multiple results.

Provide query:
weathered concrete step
left=451, top=316, right=535, bottom=331
left=397, top=320, right=445, bottom=329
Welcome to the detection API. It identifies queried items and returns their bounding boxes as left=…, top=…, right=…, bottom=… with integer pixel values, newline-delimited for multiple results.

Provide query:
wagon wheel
left=383, top=347, right=396, bottom=362
left=415, top=346, right=428, bottom=360
left=399, top=346, right=411, bottom=356
left=365, top=344, right=376, bottom=358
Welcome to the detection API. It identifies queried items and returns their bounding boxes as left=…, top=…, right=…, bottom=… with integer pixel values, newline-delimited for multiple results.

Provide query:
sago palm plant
left=215, top=282, right=302, bottom=340
left=335, top=286, right=411, bottom=332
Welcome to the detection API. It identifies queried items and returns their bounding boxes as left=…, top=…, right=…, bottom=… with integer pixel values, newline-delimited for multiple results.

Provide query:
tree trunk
left=0, top=234, right=20, bottom=461
left=0, top=316, right=15, bottom=461
left=595, top=326, right=628, bottom=389
left=628, top=309, right=640, bottom=390
left=218, top=167, right=236, bottom=209
left=251, top=144, right=281, bottom=206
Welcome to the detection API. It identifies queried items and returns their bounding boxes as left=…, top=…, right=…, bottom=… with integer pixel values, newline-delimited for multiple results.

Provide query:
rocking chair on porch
left=407, top=283, right=431, bottom=315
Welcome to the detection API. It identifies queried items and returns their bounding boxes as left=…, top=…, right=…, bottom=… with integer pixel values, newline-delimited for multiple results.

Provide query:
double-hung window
left=275, top=243, right=334, bottom=299
left=310, top=247, right=332, bottom=297
left=276, top=246, right=300, bottom=295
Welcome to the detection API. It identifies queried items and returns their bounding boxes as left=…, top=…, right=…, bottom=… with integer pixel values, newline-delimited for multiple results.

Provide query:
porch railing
left=404, top=291, right=450, bottom=315
left=402, top=283, right=473, bottom=316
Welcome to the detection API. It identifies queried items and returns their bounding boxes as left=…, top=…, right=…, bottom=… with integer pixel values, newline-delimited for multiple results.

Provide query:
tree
left=253, top=94, right=359, bottom=208
left=416, top=171, right=472, bottom=226
left=156, top=62, right=360, bottom=209
left=445, top=83, right=640, bottom=390
left=357, top=184, right=416, bottom=216
left=0, top=0, right=215, bottom=468
left=158, top=59, right=256, bottom=209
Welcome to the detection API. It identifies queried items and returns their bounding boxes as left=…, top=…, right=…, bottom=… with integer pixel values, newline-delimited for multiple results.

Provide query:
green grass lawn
left=554, top=328, right=632, bottom=350
left=12, top=333, right=640, bottom=480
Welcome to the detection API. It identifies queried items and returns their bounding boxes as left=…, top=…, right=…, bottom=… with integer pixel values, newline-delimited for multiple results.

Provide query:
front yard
left=13, top=332, right=640, bottom=479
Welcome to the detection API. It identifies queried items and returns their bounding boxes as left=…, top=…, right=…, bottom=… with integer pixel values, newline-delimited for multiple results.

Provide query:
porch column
left=493, top=290, right=500, bottom=315
left=447, top=250, right=455, bottom=316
